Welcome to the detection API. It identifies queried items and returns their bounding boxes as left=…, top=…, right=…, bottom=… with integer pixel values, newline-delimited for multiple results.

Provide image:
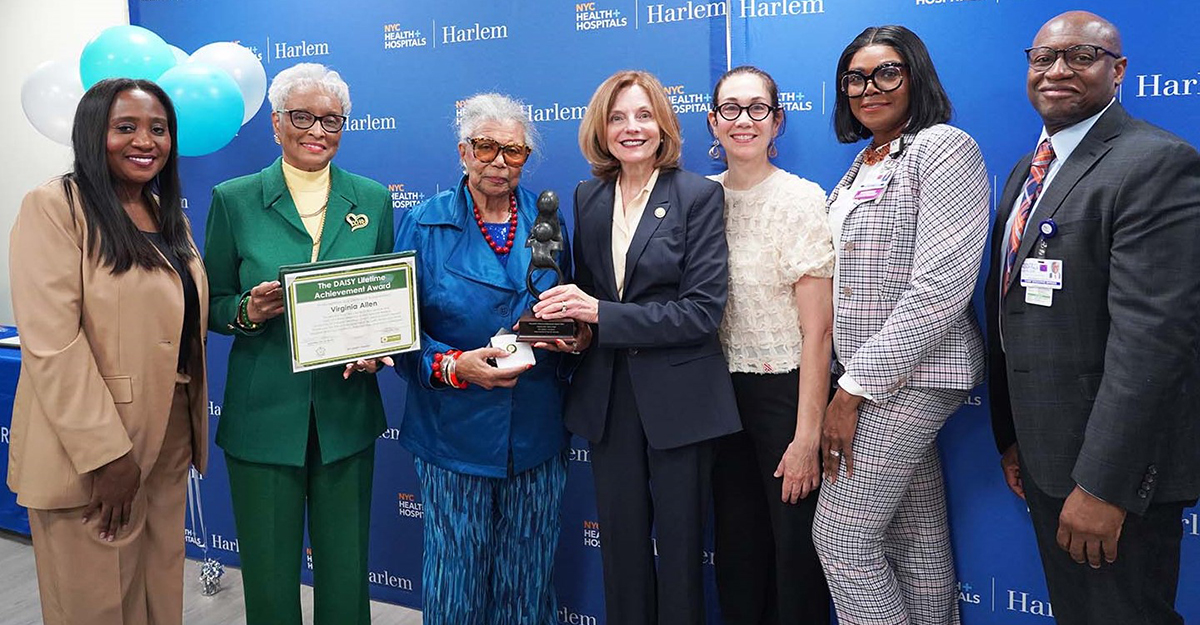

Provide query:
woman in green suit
left=204, top=63, right=394, bottom=625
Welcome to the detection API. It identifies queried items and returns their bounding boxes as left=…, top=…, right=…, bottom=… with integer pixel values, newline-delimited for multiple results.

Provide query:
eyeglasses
left=1025, top=45, right=1121, bottom=72
left=839, top=63, right=906, bottom=98
left=713, top=102, right=777, bottom=122
left=468, top=137, right=532, bottom=167
left=278, top=109, right=347, bottom=133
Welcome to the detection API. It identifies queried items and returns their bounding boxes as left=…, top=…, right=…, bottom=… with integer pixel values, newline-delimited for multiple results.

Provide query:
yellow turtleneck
left=282, top=159, right=331, bottom=262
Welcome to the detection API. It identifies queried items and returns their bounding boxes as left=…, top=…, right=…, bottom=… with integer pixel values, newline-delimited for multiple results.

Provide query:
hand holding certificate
left=279, top=252, right=421, bottom=373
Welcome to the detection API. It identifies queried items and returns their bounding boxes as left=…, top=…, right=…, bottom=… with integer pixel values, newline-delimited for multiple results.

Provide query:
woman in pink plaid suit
left=812, top=25, right=989, bottom=625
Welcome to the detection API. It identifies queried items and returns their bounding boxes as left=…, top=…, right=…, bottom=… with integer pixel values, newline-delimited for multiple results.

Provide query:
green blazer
left=205, top=158, right=394, bottom=466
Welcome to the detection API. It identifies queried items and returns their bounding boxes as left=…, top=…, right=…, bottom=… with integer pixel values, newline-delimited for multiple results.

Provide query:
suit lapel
left=1004, top=105, right=1126, bottom=294
left=621, top=170, right=672, bottom=299
left=261, top=159, right=309, bottom=239
left=995, top=154, right=1032, bottom=296
left=316, top=166, right=356, bottom=261
left=588, top=180, right=619, bottom=300
left=827, top=150, right=866, bottom=207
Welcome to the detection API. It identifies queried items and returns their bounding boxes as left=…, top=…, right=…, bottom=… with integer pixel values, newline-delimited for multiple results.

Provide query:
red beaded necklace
left=473, top=193, right=518, bottom=254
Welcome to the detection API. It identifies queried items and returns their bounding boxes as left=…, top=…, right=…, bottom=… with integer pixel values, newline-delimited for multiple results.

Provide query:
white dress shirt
left=612, top=168, right=660, bottom=299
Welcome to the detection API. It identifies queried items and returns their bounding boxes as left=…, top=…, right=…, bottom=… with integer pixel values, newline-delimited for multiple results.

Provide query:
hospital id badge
left=1020, top=258, right=1063, bottom=290
left=851, top=164, right=896, bottom=203
left=1025, top=286, right=1053, bottom=307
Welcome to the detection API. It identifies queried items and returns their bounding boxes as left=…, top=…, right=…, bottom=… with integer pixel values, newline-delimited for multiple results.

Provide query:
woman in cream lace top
left=707, top=66, right=836, bottom=625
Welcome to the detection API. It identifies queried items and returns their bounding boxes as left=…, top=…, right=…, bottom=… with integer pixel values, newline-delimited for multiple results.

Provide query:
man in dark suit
left=986, top=11, right=1200, bottom=624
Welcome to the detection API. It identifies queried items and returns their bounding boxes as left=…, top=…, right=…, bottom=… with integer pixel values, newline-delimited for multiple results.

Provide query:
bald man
left=985, top=11, right=1200, bottom=624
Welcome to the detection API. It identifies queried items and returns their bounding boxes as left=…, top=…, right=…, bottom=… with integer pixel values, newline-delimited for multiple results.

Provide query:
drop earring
left=273, top=134, right=281, bottom=145
left=768, top=140, right=778, bottom=159
left=708, top=139, right=722, bottom=160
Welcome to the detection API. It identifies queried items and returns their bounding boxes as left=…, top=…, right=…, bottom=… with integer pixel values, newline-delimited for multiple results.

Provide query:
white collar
left=1038, top=98, right=1115, bottom=164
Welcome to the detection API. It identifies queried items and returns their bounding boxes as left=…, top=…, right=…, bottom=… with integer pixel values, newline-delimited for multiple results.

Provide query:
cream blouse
left=711, top=169, right=835, bottom=374
left=281, top=160, right=331, bottom=262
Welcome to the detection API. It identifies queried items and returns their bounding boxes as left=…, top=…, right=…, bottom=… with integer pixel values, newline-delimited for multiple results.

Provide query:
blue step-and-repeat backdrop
left=125, top=0, right=1200, bottom=623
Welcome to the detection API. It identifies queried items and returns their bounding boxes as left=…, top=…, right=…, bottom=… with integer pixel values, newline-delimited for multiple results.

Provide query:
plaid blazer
left=828, top=124, right=988, bottom=402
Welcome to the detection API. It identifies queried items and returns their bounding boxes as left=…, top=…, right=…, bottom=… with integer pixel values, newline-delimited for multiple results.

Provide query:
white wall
left=0, top=0, right=129, bottom=325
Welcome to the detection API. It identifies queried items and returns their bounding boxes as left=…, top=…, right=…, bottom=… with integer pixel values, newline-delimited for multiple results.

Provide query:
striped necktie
left=1003, top=139, right=1055, bottom=295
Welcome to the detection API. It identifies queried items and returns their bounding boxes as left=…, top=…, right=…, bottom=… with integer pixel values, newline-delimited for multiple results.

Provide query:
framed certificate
left=278, top=252, right=421, bottom=373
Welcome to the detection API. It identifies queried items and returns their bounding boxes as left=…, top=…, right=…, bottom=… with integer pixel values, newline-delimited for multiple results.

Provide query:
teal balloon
left=79, top=25, right=176, bottom=88
left=157, top=63, right=244, bottom=157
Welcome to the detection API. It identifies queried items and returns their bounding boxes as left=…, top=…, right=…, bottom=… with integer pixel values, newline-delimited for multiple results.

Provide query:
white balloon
left=189, top=42, right=266, bottom=125
left=21, top=59, right=85, bottom=146
left=167, top=44, right=189, bottom=65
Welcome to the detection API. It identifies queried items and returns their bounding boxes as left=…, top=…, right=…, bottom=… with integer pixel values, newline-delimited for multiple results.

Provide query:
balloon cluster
left=20, top=25, right=267, bottom=157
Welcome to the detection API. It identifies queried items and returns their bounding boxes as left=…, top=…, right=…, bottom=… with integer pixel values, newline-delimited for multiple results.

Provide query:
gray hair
left=267, top=63, right=352, bottom=115
left=455, top=93, right=539, bottom=155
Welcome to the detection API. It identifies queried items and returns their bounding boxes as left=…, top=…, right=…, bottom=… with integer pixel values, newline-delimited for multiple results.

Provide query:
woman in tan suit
left=7, top=78, right=208, bottom=625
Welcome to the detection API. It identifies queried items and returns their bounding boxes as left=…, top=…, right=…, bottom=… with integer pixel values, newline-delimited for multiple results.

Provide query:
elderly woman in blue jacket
left=393, top=92, right=585, bottom=625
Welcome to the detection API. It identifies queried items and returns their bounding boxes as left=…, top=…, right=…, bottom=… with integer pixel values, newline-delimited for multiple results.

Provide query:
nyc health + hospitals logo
left=582, top=519, right=601, bottom=548
left=664, top=83, right=710, bottom=116
left=778, top=89, right=816, bottom=113
left=575, top=1, right=629, bottom=31
left=382, top=22, right=428, bottom=50
left=397, top=492, right=424, bottom=520
left=384, top=183, right=427, bottom=211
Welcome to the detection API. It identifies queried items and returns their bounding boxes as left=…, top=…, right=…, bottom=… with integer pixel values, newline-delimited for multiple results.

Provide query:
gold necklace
left=307, top=184, right=332, bottom=250
left=297, top=181, right=332, bottom=218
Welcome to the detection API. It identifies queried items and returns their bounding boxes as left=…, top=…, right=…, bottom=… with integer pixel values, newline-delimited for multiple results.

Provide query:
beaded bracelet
left=431, top=350, right=468, bottom=389
left=235, top=294, right=263, bottom=331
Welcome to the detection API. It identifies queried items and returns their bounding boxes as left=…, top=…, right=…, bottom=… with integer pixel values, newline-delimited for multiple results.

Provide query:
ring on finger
left=560, top=303, right=568, bottom=313
left=830, top=449, right=842, bottom=458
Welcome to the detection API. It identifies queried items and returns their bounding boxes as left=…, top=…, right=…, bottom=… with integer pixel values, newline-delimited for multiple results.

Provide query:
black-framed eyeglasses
left=468, top=137, right=532, bottom=167
left=839, top=62, right=907, bottom=98
left=1025, top=45, right=1122, bottom=72
left=713, top=102, right=777, bottom=122
left=278, top=109, right=348, bottom=133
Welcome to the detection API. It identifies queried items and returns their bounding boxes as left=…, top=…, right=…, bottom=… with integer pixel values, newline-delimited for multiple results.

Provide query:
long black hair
left=833, top=25, right=953, bottom=144
left=62, top=78, right=192, bottom=274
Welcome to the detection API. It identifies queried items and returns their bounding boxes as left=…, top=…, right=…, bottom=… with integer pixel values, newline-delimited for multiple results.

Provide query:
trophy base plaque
left=516, top=311, right=577, bottom=343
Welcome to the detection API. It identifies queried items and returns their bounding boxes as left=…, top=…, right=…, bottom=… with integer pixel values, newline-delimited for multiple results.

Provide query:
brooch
left=346, top=213, right=369, bottom=231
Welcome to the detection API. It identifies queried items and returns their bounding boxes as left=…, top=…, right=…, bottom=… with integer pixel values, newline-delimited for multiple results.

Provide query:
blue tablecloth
left=0, top=334, right=26, bottom=535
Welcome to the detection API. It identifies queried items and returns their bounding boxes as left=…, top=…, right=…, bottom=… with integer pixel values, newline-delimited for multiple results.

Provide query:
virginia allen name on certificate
left=283, top=255, right=420, bottom=372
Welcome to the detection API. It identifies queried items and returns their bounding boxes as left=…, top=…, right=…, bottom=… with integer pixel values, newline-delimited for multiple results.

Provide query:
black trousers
left=1023, top=468, right=1190, bottom=625
left=712, top=371, right=831, bottom=625
left=591, top=352, right=714, bottom=625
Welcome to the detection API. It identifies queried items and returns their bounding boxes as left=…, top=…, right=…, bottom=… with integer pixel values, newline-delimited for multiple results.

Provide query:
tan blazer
left=7, top=179, right=209, bottom=510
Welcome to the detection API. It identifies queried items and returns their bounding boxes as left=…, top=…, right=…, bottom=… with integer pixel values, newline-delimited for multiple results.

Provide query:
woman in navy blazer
left=533, top=70, right=740, bottom=625
left=392, top=93, right=577, bottom=625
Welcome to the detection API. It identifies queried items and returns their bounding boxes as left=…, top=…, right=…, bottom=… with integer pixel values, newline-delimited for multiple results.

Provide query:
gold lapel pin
left=346, top=213, right=369, bottom=231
